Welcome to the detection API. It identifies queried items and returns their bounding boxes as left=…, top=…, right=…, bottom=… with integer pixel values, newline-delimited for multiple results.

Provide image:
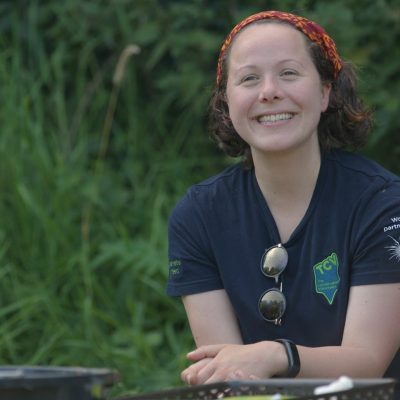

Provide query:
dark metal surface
left=0, top=366, right=119, bottom=400
left=119, top=378, right=396, bottom=400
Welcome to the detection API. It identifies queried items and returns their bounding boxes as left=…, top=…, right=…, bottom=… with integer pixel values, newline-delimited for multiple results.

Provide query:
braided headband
left=216, top=10, right=342, bottom=84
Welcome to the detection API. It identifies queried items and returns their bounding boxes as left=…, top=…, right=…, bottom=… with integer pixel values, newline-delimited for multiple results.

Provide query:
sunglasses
left=259, top=244, right=288, bottom=325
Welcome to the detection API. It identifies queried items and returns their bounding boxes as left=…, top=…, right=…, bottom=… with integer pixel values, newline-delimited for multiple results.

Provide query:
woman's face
left=225, top=22, right=331, bottom=160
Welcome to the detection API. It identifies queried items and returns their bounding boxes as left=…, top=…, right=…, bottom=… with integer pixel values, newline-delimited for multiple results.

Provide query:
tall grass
left=0, top=0, right=399, bottom=398
left=0, top=1, right=223, bottom=396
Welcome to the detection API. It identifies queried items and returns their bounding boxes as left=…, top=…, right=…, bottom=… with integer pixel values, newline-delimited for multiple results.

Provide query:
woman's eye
left=240, top=75, right=258, bottom=83
left=281, top=69, right=298, bottom=78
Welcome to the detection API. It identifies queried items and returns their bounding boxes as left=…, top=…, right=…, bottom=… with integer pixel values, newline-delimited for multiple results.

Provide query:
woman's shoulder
left=170, top=163, right=252, bottom=220
left=324, top=151, right=400, bottom=222
left=326, top=149, right=400, bottom=185
left=186, top=162, right=252, bottom=200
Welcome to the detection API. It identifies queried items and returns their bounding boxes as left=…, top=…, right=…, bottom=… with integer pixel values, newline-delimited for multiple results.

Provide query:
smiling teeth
left=258, top=113, right=293, bottom=123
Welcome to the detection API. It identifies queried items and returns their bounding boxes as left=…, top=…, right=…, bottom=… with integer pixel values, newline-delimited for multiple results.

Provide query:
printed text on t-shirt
left=383, top=216, right=400, bottom=232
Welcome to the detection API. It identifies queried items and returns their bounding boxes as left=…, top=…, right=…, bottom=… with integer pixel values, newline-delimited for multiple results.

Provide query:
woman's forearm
left=297, top=345, right=389, bottom=378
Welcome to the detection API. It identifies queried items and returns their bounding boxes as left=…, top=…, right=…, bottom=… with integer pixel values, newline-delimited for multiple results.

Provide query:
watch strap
left=275, top=338, right=301, bottom=377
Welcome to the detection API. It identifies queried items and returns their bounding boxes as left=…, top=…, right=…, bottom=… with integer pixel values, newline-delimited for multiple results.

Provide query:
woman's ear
left=321, top=83, right=332, bottom=112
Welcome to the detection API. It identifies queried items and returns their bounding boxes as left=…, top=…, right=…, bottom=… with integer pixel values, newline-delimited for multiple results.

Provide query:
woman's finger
left=186, top=344, right=227, bottom=361
left=181, top=357, right=213, bottom=385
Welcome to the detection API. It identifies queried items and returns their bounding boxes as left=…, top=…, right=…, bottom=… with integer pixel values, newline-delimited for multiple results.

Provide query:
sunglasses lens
left=259, top=288, right=286, bottom=322
left=261, top=245, right=288, bottom=277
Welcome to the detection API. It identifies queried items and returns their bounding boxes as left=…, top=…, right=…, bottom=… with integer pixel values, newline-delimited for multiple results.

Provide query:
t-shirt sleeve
left=351, top=181, right=400, bottom=285
left=166, top=188, right=223, bottom=296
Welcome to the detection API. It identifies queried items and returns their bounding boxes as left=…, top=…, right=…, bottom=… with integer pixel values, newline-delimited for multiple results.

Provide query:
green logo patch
left=313, top=252, right=340, bottom=304
left=168, top=259, right=182, bottom=278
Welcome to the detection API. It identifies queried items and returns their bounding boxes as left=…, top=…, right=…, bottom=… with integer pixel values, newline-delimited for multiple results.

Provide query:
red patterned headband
left=216, top=10, right=342, bottom=84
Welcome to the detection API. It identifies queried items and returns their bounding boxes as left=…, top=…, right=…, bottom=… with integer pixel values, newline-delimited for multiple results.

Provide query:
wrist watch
left=274, top=338, right=301, bottom=377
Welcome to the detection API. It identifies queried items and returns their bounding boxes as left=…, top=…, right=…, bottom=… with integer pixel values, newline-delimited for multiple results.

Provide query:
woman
left=167, top=10, right=400, bottom=395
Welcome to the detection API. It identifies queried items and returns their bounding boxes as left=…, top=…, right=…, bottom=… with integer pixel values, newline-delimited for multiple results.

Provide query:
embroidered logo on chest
left=313, top=252, right=340, bottom=305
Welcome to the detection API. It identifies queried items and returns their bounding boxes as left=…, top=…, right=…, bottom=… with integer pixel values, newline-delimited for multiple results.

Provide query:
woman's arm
left=180, top=289, right=289, bottom=383
left=297, top=282, right=400, bottom=377
left=182, top=289, right=243, bottom=346
left=181, top=283, right=400, bottom=384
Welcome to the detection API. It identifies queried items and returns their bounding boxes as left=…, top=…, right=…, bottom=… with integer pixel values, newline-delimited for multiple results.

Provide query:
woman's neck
left=253, top=144, right=321, bottom=202
left=253, top=145, right=321, bottom=243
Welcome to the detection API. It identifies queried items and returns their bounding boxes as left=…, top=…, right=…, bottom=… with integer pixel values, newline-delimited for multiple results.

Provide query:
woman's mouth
left=257, top=113, right=295, bottom=123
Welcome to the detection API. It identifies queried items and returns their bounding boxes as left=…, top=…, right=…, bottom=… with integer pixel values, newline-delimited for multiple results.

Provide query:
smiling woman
left=166, top=10, right=400, bottom=399
left=225, top=22, right=331, bottom=161
left=210, top=12, right=370, bottom=169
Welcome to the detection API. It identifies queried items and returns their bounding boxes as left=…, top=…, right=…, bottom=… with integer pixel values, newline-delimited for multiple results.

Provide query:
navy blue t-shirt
left=167, top=150, right=400, bottom=386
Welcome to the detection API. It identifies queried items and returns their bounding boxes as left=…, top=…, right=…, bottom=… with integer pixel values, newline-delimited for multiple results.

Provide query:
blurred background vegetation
left=0, top=0, right=399, bottom=397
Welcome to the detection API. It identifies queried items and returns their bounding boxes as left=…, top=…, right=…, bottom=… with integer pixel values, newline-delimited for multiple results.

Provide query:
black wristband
left=274, top=339, right=300, bottom=377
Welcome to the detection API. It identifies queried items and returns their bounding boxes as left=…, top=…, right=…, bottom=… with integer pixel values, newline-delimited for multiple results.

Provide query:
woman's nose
left=258, top=77, right=282, bottom=102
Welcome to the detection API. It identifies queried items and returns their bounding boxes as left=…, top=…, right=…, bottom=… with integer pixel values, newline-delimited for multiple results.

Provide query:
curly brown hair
left=208, top=21, right=372, bottom=168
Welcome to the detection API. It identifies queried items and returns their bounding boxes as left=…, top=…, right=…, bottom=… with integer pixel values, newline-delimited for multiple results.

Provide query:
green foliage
left=0, top=0, right=399, bottom=397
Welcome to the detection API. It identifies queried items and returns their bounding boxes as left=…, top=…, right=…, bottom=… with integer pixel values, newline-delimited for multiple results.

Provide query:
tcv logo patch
left=313, top=252, right=340, bottom=305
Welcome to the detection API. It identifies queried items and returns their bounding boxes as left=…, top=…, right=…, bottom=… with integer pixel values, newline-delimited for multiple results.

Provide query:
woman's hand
left=181, top=341, right=287, bottom=385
